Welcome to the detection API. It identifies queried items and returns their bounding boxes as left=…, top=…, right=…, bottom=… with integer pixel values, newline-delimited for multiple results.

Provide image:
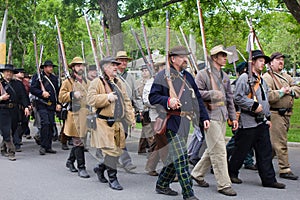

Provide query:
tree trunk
left=284, top=0, right=300, bottom=24
left=98, top=0, right=123, bottom=56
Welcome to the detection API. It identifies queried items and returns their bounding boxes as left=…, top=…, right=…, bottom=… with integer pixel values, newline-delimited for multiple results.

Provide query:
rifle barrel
left=130, top=27, right=148, bottom=65
left=140, top=18, right=154, bottom=74
left=196, top=0, right=209, bottom=70
left=85, top=14, right=102, bottom=77
left=55, top=15, right=70, bottom=79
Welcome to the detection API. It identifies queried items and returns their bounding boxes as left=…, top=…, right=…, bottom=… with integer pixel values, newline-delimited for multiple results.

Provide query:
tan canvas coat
left=87, top=77, right=135, bottom=151
left=58, top=78, right=90, bottom=137
left=263, top=71, right=300, bottom=116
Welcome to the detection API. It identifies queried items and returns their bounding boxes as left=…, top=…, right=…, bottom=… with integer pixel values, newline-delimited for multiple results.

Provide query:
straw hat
left=116, top=51, right=132, bottom=60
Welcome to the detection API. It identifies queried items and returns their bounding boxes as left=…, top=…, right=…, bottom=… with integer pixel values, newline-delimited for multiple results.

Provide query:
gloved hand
left=108, top=92, right=118, bottom=102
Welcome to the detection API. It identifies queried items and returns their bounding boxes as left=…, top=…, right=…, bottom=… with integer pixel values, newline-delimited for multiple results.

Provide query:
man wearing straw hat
left=116, top=50, right=142, bottom=172
left=59, top=57, right=90, bottom=178
left=191, top=45, right=237, bottom=196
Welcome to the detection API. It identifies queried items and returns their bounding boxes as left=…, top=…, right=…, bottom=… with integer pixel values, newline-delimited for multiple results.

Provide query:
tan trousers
left=270, top=112, right=291, bottom=174
left=191, top=120, right=231, bottom=190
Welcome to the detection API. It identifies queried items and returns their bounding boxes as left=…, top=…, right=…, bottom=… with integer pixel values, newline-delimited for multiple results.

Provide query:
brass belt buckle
left=8, top=103, right=13, bottom=108
left=47, top=101, right=52, bottom=106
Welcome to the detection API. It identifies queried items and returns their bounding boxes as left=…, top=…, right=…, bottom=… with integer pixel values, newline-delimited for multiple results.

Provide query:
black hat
left=0, top=64, right=18, bottom=74
left=100, top=56, right=121, bottom=68
left=88, top=65, right=97, bottom=71
left=40, top=60, right=57, bottom=69
left=169, top=46, right=190, bottom=56
left=15, top=68, right=25, bottom=73
left=251, top=50, right=270, bottom=63
left=270, top=52, right=285, bottom=61
left=236, top=61, right=248, bottom=74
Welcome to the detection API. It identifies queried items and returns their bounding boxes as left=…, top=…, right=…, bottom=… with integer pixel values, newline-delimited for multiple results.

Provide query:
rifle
left=33, top=33, right=45, bottom=92
left=56, top=36, right=62, bottom=87
left=81, top=40, right=87, bottom=77
left=130, top=27, right=149, bottom=68
left=55, top=15, right=70, bottom=80
left=7, top=41, right=12, bottom=64
left=84, top=14, right=102, bottom=77
left=97, top=35, right=104, bottom=60
left=246, top=18, right=258, bottom=101
left=179, top=26, right=199, bottom=75
left=100, top=17, right=110, bottom=56
left=165, top=11, right=177, bottom=98
left=196, top=0, right=210, bottom=71
left=196, top=0, right=219, bottom=91
left=140, top=18, right=154, bottom=75
left=246, top=18, right=283, bottom=91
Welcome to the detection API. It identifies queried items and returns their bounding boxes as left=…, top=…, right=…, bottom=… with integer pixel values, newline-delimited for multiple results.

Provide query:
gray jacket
left=234, top=73, right=271, bottom=129
left=195, top=67, right=236, bottom=122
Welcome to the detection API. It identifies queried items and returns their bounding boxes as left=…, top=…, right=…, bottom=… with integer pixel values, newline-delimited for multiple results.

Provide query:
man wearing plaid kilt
left=149, top=46, right=210, bottom=200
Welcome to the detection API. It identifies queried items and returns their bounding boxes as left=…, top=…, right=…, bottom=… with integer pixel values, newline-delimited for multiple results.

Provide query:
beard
left=75, top=69, right=84, bottom=76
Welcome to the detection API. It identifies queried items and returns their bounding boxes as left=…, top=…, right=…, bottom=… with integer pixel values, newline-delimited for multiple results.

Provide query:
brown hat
left=270, top=52, right=285, bottom=61
left=68, top=57, right=87, bottom=69
left=169, top=46, right=190, bottom=56
left=116, top=51, right=132, bottom=60
left=210, top=45, right=233, bottom=56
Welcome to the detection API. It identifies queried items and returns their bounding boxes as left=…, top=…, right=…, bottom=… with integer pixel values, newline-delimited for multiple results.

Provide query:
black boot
left=66, top=147, right=78, bottom=172
left=105, top=155, right=123, bottom=190
left=94, top=163, right=108, bottom=183
left=74, top=146, right=90, bottom=178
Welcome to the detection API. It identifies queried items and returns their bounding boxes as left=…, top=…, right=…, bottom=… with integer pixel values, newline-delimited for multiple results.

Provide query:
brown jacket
left=87, top=77, right=135, bottom=150
left=58, top=78, right=90, bottom=137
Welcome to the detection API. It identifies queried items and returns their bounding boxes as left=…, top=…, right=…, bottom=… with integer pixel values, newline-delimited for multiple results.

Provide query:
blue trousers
left=39, top=109, right=55, bottom=150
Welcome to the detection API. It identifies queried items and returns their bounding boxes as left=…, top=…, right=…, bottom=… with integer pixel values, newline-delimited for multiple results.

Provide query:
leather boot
left=74, top=146, right=90, bottom=178
left=94, top=163, right=108, bottom=183
left=105, top=155, right=123, bottom=190
left=66, top=147, right=78, bottom=172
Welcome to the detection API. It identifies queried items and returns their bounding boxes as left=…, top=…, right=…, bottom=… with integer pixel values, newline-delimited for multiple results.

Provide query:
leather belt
left=0, top=103, right=16, bottom=109
left=97, top=114, right=114, bottom=120
left=270, top=108, right=292, bottom=112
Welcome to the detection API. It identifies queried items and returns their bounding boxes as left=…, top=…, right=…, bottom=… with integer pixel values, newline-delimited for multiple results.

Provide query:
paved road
left=0, top=122, right=299, bottom=200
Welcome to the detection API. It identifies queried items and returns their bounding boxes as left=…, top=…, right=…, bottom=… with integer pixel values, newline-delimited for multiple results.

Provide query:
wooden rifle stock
left=140, top=18, right=154, bottom=75
left=196, top=0, right=219, bottom=91
left=55, top=16, right=70, bottom=80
